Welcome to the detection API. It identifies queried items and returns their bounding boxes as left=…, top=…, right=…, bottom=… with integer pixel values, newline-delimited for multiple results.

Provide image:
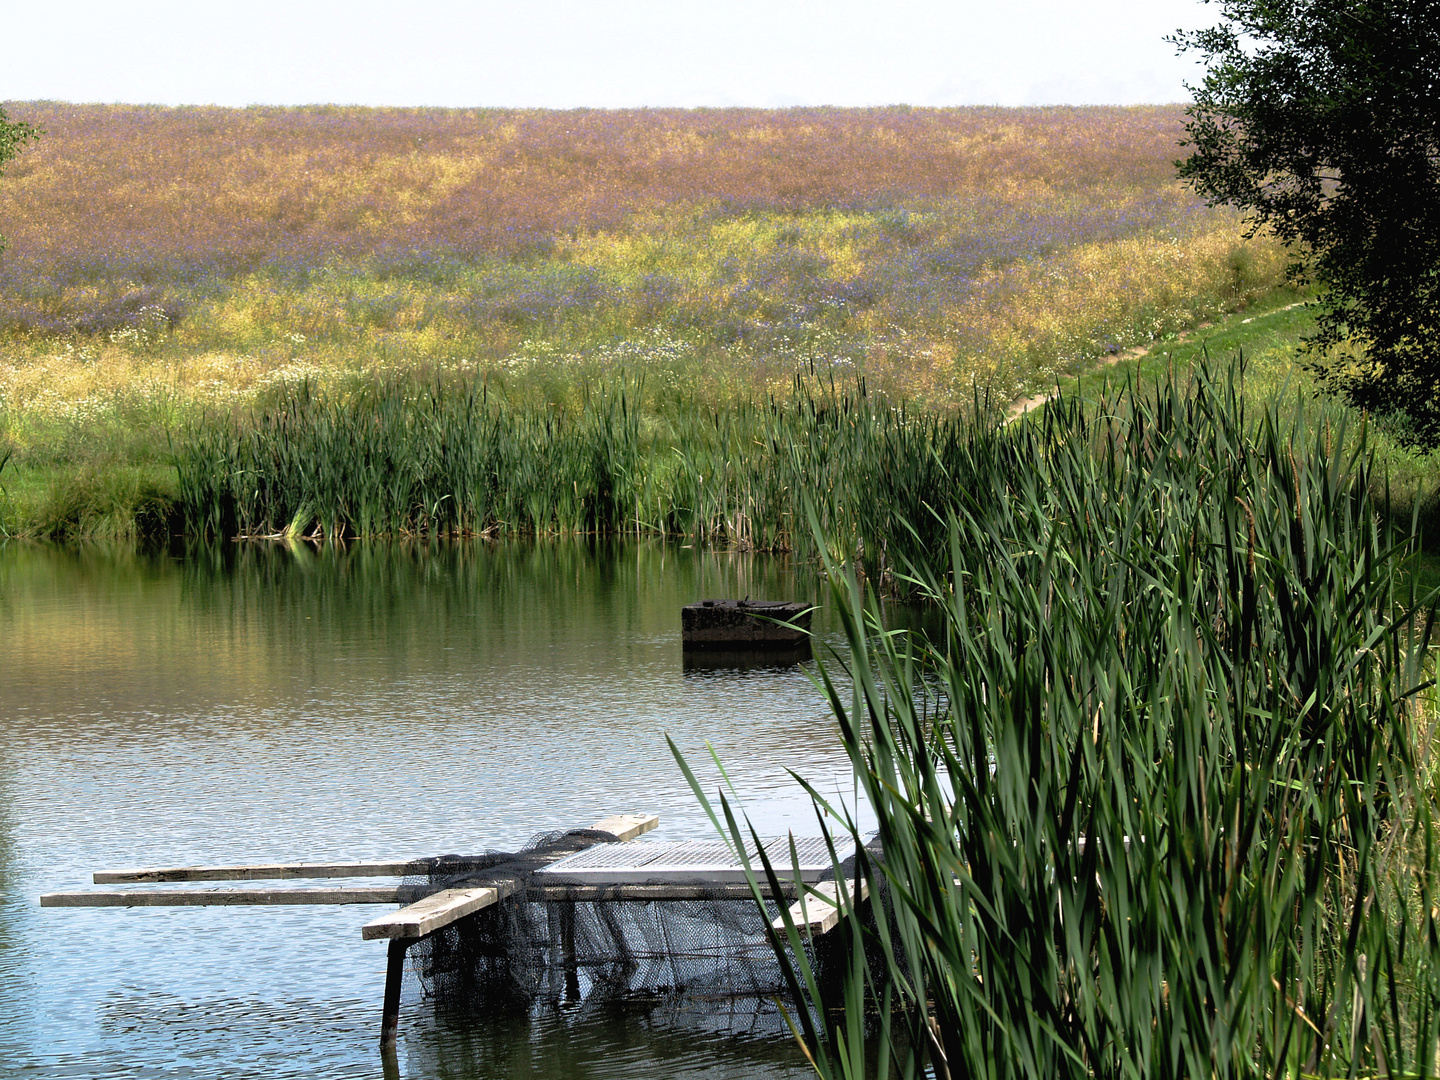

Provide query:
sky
left=2, top=0, right=1216, bottom=109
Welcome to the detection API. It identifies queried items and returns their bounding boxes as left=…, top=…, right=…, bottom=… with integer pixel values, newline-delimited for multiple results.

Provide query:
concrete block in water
left=681, top=599, right=813, bottom=648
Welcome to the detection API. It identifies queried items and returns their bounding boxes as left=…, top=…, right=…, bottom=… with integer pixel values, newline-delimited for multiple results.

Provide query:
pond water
left=0, top=539, right=881, bottom=1080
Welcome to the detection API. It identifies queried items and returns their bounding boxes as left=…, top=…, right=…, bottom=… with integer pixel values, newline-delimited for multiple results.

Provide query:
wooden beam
left=772, top=878, right=870, bottom=937
left=528, top=881, right=800, bottom=902
left=380, top=937, right=413, bottom=1049
left=45, top=880, right=801, bottom=909
left=93, top=860, right=479, bottom=885
left=361, top=881, right=516, bottom=941
left=43, top=878, right=813, bottom=909
left=590, top=814, right=659, bottom=841
left=90, top=813, right=660, bottom=885
left=41, top=886, right=425, bottom=908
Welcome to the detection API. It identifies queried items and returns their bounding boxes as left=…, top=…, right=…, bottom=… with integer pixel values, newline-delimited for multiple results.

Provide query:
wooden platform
left=39, top=813, right=870, bottom=1050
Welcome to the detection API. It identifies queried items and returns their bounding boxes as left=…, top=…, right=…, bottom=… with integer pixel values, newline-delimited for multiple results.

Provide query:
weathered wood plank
left=771, top=878, right=870, bottom=937
left=41, top=885, right=424, bottom=908
left=93, top=860, right=468, bottom=885
left=591, top=814, right=659, bottom=842
left=361, top=881, right=516, bottom=940
left=44, top=881, right=804, bottom=908
left=528, top=882, right=800, bottom=902
left=91, top=813, right=660, bottom=884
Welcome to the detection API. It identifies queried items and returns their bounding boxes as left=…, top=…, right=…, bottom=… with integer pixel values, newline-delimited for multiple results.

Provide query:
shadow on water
left=402, top=994, right=811, bottom=1080
left=682, top=643, right=814, bottom=674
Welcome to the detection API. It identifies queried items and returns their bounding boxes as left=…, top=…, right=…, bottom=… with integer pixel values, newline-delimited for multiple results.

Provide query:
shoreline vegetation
left=0, top=102, right=1313, bottom=543
left=13, top=286, right=1440, bottom=560
left=689, top=358, right=1440, bottom=1077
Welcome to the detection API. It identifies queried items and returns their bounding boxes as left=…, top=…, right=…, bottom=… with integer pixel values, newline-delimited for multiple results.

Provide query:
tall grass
left=174, top=369, right=999, bottom=567
left=684, top=361, right=1440, bottom=1078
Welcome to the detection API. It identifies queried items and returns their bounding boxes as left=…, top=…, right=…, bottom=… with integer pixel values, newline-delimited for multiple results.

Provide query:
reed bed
left=682, top=361, right=1440, bottom=1078
left=174, top=369, right=997, bottom=570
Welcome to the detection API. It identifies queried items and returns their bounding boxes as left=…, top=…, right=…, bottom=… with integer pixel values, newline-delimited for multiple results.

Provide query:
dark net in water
left=402, top=828, right=864, bottom=1038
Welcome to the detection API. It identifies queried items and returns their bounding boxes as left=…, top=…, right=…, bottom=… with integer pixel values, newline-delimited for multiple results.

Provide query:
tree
left=0, top=105, right=38, bottom=256
left=1173, top=0, right=1440, bottom=443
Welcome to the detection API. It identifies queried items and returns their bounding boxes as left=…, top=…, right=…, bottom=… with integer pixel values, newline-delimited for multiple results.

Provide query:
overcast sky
left=2, top=0, right=1215, bottom=109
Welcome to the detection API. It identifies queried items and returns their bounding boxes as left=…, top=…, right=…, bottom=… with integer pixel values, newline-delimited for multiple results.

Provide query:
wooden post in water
left=559, top=903, right=580, bottom=1001
left=380, top=937, right=415, bottom=1049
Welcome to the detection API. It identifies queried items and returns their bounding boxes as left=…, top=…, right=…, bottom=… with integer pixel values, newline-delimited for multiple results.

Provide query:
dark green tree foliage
left=0, top=106, right=38, bottom=255
left=1174, top=1, right=1440, bottom=442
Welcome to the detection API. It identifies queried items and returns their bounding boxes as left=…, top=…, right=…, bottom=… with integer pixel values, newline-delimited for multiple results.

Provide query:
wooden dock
left=40, top=813, right=866, bottom=1048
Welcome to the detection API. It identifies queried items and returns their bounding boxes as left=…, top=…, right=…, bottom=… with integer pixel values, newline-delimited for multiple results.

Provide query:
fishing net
left=401, top=827, right=874, bottom=1038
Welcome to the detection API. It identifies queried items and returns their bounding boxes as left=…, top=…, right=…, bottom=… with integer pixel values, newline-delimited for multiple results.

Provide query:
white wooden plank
left=590, top=814, right=659, bottom=841
left=41, top=886, right=419, bottom=907
left=357, top=813, right=657, bottom=941
left=771, top=878, right=870, bottom=937
left=361, top=881, right=514, bottom=940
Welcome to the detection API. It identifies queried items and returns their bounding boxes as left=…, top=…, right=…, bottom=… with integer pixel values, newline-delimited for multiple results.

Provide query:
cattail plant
left=173, top=366, right=1008, bottom=555
left=682, top=360, right=1440, bottom=1078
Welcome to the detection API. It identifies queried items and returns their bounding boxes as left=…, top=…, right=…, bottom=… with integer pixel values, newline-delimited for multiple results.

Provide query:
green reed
left=679, top=361, right=1440, bottom=1078
left=174, top=368, right=1003, bottom=568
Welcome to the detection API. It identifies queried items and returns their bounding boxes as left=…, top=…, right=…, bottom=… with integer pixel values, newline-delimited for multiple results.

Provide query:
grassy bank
left=0, top=104, right=1279, bottom=407
left=687, top=360, right=1440, bottom=1077
left=1065, top=292, right=1440, bottom=539
left=13, top=283, right=1440, bottom=548
left=0, top=104, right=1293, bottom=539
left=9, top=283, right=1440, bottom=553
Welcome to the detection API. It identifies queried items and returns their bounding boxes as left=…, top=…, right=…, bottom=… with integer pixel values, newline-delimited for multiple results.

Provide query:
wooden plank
left=771, top=878, right=870, bottom=937
left=361, top=881, right=515, bottom=940
left=590, top=814, right=659, bottom=842
left=92, top=813, right=660, bottom=884
left=93, top=860, right=477, bottom=885
left=528, top=882, right=800, bottom=902
left=41, top=885, right=424, bottom=908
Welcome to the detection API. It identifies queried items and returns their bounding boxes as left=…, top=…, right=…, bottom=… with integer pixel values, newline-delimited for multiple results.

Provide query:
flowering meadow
left=0, top=103, right=1290, bottom=537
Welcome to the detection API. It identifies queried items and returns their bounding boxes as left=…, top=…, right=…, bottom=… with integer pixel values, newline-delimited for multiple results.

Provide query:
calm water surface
left=0, top=539, right=878, bottom=1079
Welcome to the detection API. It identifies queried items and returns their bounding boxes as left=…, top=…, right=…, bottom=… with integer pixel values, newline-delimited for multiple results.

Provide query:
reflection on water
left=0, top=539, right=883, bottom=1079
left=681, top=643, right=814, bottom=673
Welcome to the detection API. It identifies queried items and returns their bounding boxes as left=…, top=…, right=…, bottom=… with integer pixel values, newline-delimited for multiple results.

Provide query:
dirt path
left=1006, top=341, right=1154, bottom=421
left=1006, top=302, right=1310, bottom=421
